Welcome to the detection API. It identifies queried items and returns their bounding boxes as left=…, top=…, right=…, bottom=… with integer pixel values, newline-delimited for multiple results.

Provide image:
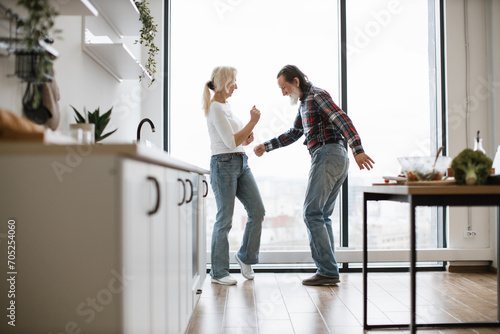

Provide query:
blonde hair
left=202, top=66, right=237, bottom=116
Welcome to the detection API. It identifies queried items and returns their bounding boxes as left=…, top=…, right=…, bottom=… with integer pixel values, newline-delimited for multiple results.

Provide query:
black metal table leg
left=410, top=197, right=417, bottom=334
left=363, top=193, right=368, bottom=329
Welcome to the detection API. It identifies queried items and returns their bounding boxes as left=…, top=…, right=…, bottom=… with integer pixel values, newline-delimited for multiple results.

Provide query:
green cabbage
left=451, top=149, right=492, bottom=185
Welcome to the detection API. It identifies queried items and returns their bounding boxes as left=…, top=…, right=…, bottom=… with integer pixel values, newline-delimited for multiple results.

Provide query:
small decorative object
left=134, top=0, right=159, bottom=85
left=493, top=145, right=500, bottom=174
left=473, top=130, right=486, bottom=154
left=70, top=123, right=95, bottom=145
left=71, top=106, right=117, bottom=143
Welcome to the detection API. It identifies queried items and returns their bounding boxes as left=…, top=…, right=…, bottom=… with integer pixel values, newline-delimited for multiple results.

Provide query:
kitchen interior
left=0, top=0, right=500, bottom=333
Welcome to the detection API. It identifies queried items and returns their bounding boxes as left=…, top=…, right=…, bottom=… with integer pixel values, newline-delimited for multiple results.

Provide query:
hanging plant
left=134, top=0, right=159, bottom=85
left=17, top=0, right=59, bottom=85
left=16, top=0, right=60, bottom=123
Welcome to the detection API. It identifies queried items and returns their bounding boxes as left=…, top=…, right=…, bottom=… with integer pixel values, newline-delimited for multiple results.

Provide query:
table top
left=362, top=184, right=500, bottom=196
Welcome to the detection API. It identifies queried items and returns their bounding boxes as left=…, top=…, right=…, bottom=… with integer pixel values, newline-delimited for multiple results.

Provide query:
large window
left=169, top=0, right=441, bottom=265
left=345, top=0, right=439, bottom=251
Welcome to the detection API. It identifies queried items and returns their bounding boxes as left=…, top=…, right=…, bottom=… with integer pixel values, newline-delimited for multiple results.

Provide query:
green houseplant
left=71, top=106, right=117, bottom=143
left=134, top=0, right=159, bottom=84
left=17, top=0, right=59, bottom=85
left=16, top=0, right=60, bottom=122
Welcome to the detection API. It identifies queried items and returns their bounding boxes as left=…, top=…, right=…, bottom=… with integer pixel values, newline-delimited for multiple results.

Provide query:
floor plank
left=185, top=272, right=498, bottom=334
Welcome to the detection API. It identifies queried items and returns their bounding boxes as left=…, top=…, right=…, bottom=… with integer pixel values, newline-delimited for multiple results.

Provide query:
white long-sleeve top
left=206, top=101, right=245, bottom=156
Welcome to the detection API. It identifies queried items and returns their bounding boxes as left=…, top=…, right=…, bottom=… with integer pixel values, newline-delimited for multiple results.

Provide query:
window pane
left=170, top=0, right=340, bottom=254
left=346, top=0, right=437, bottom=250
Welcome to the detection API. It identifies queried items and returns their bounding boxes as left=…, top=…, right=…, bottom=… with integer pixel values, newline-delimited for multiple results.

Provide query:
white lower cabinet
left=192, top=175, right=207, bottom=308
left=118, top=159, right=208, bottom=334
left=122, top=159, right=166, bottom=334
left=0, top=154, right=207, bottom=334
left=172, top=170, right=207, bottom=333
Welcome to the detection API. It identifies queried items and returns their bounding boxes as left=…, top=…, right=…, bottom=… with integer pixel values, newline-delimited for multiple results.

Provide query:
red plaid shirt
left=264, top=83, right=365, bottom=156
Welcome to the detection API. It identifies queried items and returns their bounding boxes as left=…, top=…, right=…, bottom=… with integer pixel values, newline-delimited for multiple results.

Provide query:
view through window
left=170, top=0, right=439, bottom=264
left=345, top=0, right=437, bottom=251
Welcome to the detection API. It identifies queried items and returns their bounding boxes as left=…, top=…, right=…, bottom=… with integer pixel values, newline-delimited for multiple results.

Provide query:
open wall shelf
left=83, top=42, right=146, bottom=81
left=89, top=0, right=140, bottom=36
left=1, top=0, right=146, bottom=82
left=0, top=0, right=97, bottom=16
left=83, top=0, right=147, bottom=82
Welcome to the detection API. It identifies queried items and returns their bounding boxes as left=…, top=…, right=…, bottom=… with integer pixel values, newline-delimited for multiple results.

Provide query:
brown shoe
left=302, top=274, right=340, bottom=286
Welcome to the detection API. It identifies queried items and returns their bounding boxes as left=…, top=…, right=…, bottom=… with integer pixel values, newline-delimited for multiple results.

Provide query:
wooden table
left=362, top=184, right=500, bottom=333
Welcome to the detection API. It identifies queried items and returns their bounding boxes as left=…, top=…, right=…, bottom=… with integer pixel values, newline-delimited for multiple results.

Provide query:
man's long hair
left=277, top=65, right=309, bottom=94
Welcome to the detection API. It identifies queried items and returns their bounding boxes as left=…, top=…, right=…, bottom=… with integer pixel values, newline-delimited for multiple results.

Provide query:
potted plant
left=71, top=106, right=117, bottom=143
left=134, top=0, right=159, bottom=85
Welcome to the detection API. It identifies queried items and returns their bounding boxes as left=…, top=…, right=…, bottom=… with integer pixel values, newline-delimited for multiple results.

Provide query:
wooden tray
left=405, top=180, right=456, bottom=186
left=373, top=180, right=456, bottom=186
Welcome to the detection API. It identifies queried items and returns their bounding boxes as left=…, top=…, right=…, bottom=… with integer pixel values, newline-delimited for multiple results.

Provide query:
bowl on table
left=397, top=156, right=452, bottom=182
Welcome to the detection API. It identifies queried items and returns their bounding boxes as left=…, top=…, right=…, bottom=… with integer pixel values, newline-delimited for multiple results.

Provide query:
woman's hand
left=250, top=106, right=261, bottom=125
left=355, top=153, right=375, bottom=170
left=254, top=144, right=266, bottom=157
left=243, top=132, right=254, bottom=146
left=234, top=106, right=261, bottom=147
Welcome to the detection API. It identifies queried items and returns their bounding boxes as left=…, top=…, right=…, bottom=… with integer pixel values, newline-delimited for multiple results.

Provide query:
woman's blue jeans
left=304, top=143, right=349, bottom=278
left=210, top=153, right=265, bottom=279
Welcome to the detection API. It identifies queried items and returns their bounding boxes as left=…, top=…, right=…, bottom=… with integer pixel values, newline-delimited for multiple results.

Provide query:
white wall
left=445, top=0, right=500, bottom=267
left=0, top=0, right=164, bottom=148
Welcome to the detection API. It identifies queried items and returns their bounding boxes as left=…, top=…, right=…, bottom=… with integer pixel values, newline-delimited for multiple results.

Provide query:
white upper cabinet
left=0, top=0, right=146, bottom=81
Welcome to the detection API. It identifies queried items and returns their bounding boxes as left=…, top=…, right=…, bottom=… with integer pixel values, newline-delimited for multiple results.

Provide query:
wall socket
left=464, top=230, right=477, bottom=238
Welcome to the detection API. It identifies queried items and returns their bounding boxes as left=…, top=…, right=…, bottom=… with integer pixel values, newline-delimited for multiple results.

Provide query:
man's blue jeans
left=304, top=143, right=349, bottom=278
left=209, top=153, right=265, bottom=279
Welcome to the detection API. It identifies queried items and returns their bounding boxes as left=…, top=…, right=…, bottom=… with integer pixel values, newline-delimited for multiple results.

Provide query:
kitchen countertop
left=0, top=142, right=210, bottom=174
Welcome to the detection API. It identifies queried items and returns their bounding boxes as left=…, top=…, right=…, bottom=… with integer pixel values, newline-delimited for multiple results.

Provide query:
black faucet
left=137, top=118, right=156, bottom=141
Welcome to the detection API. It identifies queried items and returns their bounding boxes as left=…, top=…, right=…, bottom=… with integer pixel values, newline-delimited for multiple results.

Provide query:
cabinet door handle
left=177, top=178, right=185, bottom=206
left=202, top=180, right=208, bottom=198
left=147, top=176, right=160, bottom=216
left=185, top=179, right=193, bottom=204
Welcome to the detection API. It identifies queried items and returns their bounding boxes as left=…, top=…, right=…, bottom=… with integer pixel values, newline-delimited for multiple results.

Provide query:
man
left=254, top=65, right=374, bottom=286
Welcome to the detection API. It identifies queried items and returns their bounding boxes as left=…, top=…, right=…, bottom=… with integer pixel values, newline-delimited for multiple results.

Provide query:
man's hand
left=254, top=144, right=266, bottom=157
left=355, top=153, right=375, bottom=170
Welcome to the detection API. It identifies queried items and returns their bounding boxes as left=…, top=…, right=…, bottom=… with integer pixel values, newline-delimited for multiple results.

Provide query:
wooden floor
left=186, top=271, right=499, bottom=334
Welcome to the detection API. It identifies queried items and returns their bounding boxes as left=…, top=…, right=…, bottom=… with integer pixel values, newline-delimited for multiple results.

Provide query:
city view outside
left=170, top=0, right=438, bottom=263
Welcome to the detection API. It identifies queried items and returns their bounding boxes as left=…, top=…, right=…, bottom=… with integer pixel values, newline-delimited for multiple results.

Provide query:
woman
left=203, top=66, right=265, bottom=285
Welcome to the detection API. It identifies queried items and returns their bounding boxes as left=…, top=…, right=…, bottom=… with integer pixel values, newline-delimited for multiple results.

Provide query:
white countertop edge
left=0, top=143, right=210, bottom=175
left=130, top=144, right=209, bottom=174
